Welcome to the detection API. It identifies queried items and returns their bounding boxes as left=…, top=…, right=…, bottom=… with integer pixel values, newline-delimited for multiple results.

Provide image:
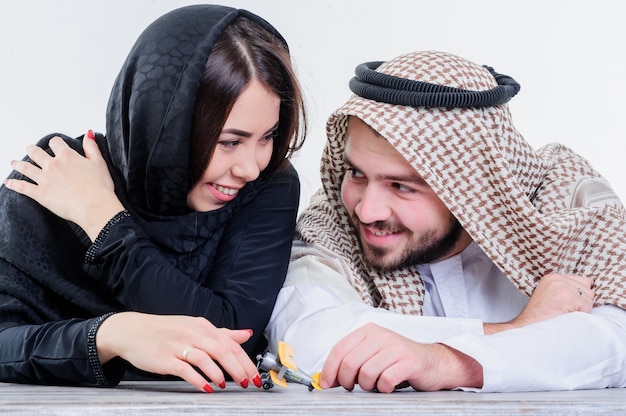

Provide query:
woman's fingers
left=191, top=328, right=260, bottom=389
left=176, top=347, right=223, bottom=393
left=82, top=130, right=107, bottom=164
left=46, top=135, right=73, bottom=157
left=222, top=328, right=263, bottom=388
left=99, top=313, right=263, bottom=393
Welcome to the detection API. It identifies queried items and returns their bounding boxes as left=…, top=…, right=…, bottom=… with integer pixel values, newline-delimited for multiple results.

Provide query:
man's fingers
left=320, top=328, right=367, bottom=388
left=321, top=323, right=385, bottom=390
left=565, top=274, right=594, bottom=288
left=546, top=273, right=593, bottom=288
left=576, top=286, right=595, bottom=312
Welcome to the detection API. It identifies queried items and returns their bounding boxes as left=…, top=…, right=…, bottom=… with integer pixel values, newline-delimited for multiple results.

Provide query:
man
left=265, top=51, right=626, bottom=393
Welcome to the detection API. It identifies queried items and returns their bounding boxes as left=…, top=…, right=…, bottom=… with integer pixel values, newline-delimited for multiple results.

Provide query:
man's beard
left=351, top=212, right=464, bottom=271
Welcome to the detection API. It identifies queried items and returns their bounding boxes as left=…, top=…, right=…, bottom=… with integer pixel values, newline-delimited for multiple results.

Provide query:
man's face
left=340, top=117, right=469, bottom=271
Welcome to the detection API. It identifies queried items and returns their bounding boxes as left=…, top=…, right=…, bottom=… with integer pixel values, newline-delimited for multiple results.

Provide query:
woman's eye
left=219, top=140, right=240, bottom=148
left=261, top=131, right=278, bottom=142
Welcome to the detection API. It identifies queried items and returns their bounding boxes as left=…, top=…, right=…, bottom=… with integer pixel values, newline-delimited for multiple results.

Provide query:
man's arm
left=266, top=250, right=626, bottom=392
left=265, top=251, right=484, bottom=373
left=444, top=305, right=626, bottom=392
left=319, top=305, right=626, bottom=393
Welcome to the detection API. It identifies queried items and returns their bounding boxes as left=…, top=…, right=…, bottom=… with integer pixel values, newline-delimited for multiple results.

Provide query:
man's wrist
left=435, top=343, right=483, bottom=389
left=483, top=322, right=513, bottom=335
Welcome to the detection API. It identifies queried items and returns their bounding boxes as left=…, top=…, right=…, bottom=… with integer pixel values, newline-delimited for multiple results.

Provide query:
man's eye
left=393, top=183, right=415, bottom=193
left=348, top=168, right=363, bottom=178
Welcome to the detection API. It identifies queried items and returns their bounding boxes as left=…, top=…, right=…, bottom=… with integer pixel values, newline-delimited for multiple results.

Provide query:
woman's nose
left=231, top=150, right=261, bottom=182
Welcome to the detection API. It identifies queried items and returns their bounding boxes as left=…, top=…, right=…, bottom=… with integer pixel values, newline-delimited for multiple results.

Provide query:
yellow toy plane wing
left=269, top=370, right=288, bottom=389
left=310, top=372, right=322, bottom=390
left=277, top=341, right=297, bottom=370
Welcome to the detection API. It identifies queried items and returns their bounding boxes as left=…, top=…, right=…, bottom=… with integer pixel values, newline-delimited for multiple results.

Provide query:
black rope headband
left=349, top=61, right=520, bottom=108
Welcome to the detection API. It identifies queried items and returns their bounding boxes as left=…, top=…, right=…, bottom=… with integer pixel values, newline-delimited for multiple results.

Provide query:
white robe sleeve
left=264, top=245, right=626, bottom=391
left=264, top=251, right=483, bottom=374
left=442, top=305, right=626, bottom=392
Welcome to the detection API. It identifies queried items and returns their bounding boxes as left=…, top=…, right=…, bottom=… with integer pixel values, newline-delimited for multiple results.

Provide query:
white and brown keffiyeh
left=297, top=51, right=626, bottom=315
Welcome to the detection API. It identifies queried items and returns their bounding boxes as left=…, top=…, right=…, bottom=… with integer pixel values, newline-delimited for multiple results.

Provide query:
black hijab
left=106, top=4, right=288, bottom=216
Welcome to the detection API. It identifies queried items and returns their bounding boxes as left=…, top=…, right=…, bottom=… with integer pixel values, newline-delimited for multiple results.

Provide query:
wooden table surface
left=1, top=380, right=625, bottom=415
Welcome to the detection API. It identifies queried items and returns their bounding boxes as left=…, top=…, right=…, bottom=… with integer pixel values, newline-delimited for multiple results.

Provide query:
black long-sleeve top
left=0, top=161, right=299, bottom=386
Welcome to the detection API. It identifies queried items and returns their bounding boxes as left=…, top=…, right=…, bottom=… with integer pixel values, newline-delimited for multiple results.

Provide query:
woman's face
left=187, top=81, right=280, bottom=212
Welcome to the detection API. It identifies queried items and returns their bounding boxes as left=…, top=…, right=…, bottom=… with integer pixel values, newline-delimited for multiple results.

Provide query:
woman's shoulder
left=31, top=132, right=87, bottom=156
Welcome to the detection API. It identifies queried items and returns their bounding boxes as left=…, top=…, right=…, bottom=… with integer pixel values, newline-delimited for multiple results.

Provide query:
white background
left=1, top=0, right=625, bottom=208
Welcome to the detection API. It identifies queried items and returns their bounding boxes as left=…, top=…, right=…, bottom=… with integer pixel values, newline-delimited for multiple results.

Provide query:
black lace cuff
left=85, top=210, right=131, bottom=264
left=87, top=312, right=116, bottom=386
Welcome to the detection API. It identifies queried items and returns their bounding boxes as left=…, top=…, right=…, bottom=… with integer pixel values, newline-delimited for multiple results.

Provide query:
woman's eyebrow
left=221, top=121, right=279, bottom=138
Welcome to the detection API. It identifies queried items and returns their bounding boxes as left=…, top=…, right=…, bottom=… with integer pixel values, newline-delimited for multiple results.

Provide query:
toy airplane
left=256, top=341, right=321, bottom=391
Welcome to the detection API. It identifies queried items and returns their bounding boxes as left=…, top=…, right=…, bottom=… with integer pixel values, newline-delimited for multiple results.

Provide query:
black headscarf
left=106, top=4, right=288, bottom=216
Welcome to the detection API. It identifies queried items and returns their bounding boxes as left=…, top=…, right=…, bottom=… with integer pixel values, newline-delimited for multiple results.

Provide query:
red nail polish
left=86, top=129, right=95, bottom=140
left=218, top=380, right=226, bottom=389
left=239, top=378, right=249, bottom=389
left=252, top=375, right=262, bottom=388
left=203, top=383, right=213, bottom=393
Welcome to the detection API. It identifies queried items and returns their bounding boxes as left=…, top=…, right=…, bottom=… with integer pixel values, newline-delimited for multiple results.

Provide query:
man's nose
left=354, top=186, right=391, bottom=224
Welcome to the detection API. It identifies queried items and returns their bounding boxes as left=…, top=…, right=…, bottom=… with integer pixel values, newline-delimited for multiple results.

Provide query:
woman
left=0, top=4, right=306, bottom=393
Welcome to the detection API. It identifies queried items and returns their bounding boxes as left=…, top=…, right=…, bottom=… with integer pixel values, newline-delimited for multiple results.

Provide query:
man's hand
left=485, top=273, right=594, bottom=335
left=320, top=323, right=483, bottom=393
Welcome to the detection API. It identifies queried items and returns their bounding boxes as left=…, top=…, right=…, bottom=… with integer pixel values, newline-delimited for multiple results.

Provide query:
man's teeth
left=372, top=230, right=392, bottom=236
left=213, top=184, right=238, bottom=195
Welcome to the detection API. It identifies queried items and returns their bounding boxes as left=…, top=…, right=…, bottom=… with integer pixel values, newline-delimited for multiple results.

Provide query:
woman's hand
left=96, top=312, right=263, bottom=393
left=4, top=131, right=125, bottom=241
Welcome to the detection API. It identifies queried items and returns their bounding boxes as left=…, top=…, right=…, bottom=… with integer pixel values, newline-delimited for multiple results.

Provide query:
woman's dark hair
left=189, top=16, right=307, bottom=187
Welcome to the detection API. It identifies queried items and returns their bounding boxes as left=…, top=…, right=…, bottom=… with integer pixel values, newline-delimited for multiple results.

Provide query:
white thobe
left=265, top=242, right=626, bottom=392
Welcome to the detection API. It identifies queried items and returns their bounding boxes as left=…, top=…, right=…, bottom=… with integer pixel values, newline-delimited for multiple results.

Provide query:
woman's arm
left=0, top=294, right=261, bottom=392
left=0, top=296, right=125, bottom=386
left=6, top=134, right=300, bottom=353
left=88, top=164, right=300, bottom=353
